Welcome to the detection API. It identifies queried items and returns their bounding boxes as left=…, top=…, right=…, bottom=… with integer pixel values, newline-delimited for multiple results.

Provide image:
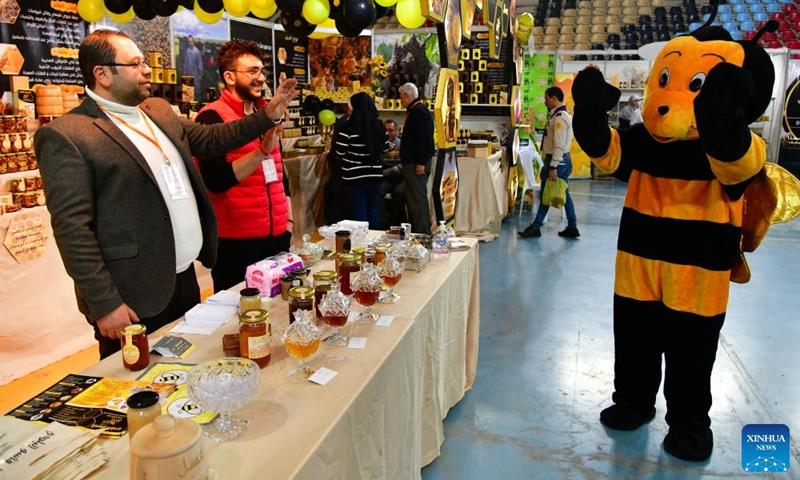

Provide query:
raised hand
left=266, top=78, right=301, bottom=122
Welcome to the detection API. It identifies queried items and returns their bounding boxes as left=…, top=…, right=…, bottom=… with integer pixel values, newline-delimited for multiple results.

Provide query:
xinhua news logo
left=742, top=424, right=790, bottom=473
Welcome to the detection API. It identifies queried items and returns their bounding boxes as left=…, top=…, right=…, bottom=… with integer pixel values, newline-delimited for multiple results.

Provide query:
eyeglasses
left=230, top=67, right=269, bottom=80
left=100, top=58, right=150, bottom=70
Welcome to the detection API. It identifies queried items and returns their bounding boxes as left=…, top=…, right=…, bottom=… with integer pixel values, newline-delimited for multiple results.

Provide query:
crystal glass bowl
left=187, top=358, right=261, bottom=442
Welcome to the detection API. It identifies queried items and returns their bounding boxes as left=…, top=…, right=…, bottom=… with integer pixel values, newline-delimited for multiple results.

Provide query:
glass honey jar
left=121, top=324, right=150, bottom=371
left=239, top=309, right=271, bottom=368
left=312, top=270, right=336, bottom=318
left=239, top=288, right=262, bottom=312
left=288, top=286, right=315, bottom=324
left=337, top=253, right=361, bottom=295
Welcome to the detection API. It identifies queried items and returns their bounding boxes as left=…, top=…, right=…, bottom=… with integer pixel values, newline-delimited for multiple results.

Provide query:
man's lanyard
left=98, top=104, right=172, bottom=166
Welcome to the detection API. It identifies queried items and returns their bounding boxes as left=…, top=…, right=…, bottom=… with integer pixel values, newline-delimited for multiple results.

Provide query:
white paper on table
left=375, top=315, right=395, bottom=327
left=204, top=290, right=240, bottom=306
left=184, top=304, right=237, bottom=324
left=0, top=416, right=106, bottom=480
left=169, top=320, right=220, bottom=335
left=308, top=367, right=338, bottom=385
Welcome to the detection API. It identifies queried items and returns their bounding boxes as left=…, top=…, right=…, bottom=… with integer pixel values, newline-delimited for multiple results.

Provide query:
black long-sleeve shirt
left=399, top=98, right=435, bottom=166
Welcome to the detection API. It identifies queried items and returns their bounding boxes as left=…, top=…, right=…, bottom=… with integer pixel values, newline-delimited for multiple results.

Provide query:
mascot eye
left=659, top=68, right=670, bottom=87
left=689, top=72, right=706, bottom=92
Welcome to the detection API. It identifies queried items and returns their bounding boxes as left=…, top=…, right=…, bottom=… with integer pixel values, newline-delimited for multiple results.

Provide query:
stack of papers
left=204, top=290, right=240, bottom=306
left=0, top=416, right=107, bottom=480
left=170, top=303, right=238, bottom=335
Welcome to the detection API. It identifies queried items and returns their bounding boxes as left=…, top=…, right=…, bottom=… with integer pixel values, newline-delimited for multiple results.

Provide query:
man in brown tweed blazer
left=34, top=30, right=299, bottom=359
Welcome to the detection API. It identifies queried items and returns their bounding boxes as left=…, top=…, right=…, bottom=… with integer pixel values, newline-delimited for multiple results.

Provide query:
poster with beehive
left=0, top=0, right=87, bottom=87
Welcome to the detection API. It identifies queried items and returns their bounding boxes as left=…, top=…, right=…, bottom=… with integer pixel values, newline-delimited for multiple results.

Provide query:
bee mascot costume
left=572, top=1, right=800, bottom=462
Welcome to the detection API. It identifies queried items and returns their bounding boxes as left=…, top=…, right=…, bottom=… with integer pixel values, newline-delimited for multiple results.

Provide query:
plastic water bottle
left=432, top=221, right=451, bottom=260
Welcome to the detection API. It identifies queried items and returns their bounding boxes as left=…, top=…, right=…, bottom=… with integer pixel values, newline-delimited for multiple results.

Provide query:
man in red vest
left=196, top=40, right=293, bottom=292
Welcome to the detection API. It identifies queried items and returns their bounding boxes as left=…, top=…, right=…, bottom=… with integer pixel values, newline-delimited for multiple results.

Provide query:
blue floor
left=422, top=179, right=800, bottom=480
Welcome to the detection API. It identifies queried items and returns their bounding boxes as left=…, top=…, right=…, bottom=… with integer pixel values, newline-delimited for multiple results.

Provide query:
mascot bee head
left=642, top=0, right=777, bottom=143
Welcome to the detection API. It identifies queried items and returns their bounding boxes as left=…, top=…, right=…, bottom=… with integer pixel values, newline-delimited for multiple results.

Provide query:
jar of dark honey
left=312, top=270, right=336, bottom=318
left=121, top=324, right=150, bottom=371
left=337, top=253, right=360, bottom=295
left=288, top=286, right=315, bottom=324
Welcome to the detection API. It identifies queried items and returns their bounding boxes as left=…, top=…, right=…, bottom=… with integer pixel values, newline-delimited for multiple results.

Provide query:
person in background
left=195, top=39, right=294, bottom=292
left=385, top=119, right=401, bottom=150
left=325, top=99, right=352, bottom=224
left=617, top=94, right=643, bottom=130
left=183, top=35, right=203, bottom=99
left=399, top=82, right=435, bottom=234
left=335, top=92, right=390, bottom=228
left=35, top=30, right=297, bottom=358
left=381, top=119, right=406, bottom=228
left=519, top=86, right=580, bottom=239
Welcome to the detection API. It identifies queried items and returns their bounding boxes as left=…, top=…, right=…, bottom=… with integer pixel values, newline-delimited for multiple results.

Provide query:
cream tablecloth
left=0, top=198, right=94, bottom=386
left=81, top=238, right=480, bottom=479
left=455, top=152, right=508, bottom=236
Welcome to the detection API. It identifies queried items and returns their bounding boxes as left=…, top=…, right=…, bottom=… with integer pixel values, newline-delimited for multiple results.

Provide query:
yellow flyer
left=137, top=363, right=217, bottom=425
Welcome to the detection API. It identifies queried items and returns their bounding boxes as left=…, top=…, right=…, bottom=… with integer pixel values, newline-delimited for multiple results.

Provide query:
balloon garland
left=86, top=0, right=425, bottom=37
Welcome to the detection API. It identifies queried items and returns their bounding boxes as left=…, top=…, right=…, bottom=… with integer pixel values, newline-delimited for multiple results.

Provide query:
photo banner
left=0, top=0, right=88, bottom=89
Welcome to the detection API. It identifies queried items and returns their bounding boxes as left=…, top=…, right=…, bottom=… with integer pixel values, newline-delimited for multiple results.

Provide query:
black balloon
left=320, top=98, right=335, bottom=111
left=275, top=0, right=303, bottom=16
left=335, top=16, right=362, bottom=37
left=133, top=5, right=158, bottom=19
left=329, top=0, right=344, bottom=20
left=343, top=0, right=375, bottom=30
left=151, top=0, right=179, bottom=16
left=132, top=0, right=150, bottom=7
left=104, top=0, right=133, bottom=14
left=375, top=4, right=390, bottom=19
left=280, top=12, right=317, bottom=36
left=303, top=95, right=322, bottom=115
left=178, top=0, right=194, bottom=7
left=197, top=0, right=223, bottom=12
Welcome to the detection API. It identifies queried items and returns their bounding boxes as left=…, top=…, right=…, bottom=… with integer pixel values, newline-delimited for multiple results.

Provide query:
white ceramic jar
left=130, top=414, right=214, bottom=480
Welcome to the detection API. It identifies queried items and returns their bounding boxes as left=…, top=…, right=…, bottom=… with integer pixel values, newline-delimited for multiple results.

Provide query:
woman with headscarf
left=334, top=92, right=390, bottom=228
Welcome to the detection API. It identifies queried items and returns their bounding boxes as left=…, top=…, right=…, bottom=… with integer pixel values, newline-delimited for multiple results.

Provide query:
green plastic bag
left=542, top=178, right=568, bottom=208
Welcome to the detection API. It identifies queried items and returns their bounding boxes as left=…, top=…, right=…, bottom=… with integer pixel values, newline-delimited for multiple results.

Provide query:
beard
left=234, top=79, right=262, bottom=103
left=112, top=79, right=150, bottom=106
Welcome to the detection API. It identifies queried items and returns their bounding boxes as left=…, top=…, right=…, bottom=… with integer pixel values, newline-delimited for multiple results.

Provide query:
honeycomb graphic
left=0, top=0, right=21, bottom=24
left=0, top=43, right=24, bottom=75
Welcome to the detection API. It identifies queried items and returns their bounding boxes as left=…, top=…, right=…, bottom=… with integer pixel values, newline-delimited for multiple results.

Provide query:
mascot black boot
left=571, top=0, right=800, bottom=463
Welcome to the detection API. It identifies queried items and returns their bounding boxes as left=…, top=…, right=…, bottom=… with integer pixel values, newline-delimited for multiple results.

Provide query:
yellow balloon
left=309, top=31, right=332, bottom=38
left=108, top=7, right=135, bottom=23
left=396, top=0, right=425, bottom=29
left=250, top=3, right=277, bottom=17
left=250, top=0, right=270, bottom=8
left=320, top=18, right=336, bottom=28
left=77, top=0, right=105, bottom=23
left=195, top=3, right=225, bottom=23
left=375, top=0, right=397, bottom=7
left=224, top=0, right=251, bottom=16
left=302, top=0, right=329, bottom=25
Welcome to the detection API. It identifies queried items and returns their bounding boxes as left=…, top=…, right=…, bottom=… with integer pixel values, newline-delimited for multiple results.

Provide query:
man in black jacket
left=399, top=83, right=434, bottom=234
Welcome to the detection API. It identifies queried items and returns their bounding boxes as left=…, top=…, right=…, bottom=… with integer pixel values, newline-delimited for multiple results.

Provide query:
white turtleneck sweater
left=86, top=88, right=202, bottom=273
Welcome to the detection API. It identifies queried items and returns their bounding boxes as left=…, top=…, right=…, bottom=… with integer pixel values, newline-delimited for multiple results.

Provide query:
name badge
left=262, top=157, right=279, bottom=184
left=162, top=163, right=190, bottom=200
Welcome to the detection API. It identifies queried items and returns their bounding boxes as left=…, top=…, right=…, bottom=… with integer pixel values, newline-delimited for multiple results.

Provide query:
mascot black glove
left=693, top=62, right=755, bottom=162
left=572, top=67, right=621, bottom=158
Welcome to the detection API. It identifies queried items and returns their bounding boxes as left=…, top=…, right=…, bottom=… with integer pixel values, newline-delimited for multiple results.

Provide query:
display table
left=78, top=237, right=480, bottom=479
left=455, top=152, right=508, bottom=236
left=283, top=152, right=327, bottom=242
left=0, top=179, right=94, bottom=386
